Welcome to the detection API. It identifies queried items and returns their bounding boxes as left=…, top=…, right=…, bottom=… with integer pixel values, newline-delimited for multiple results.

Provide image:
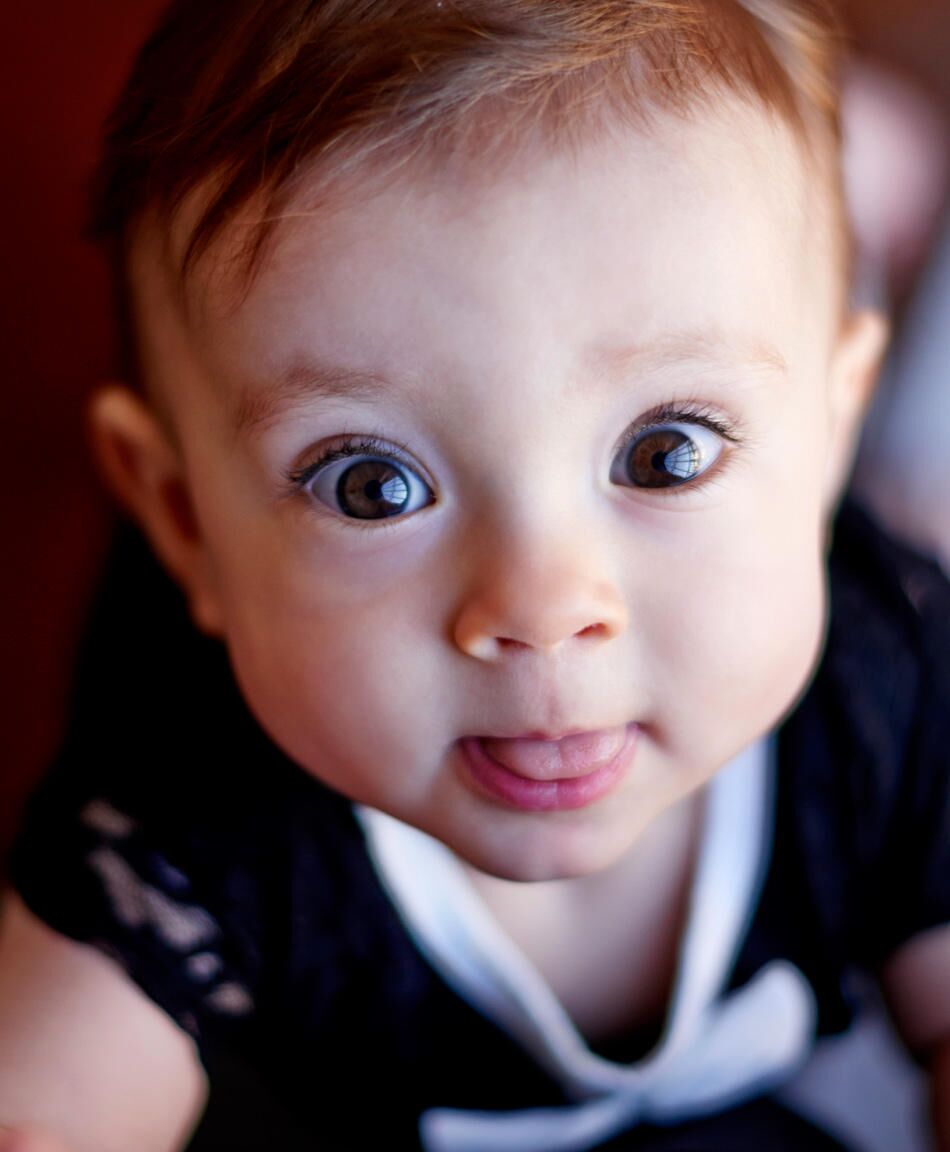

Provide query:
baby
left=1, top=1, right=949, bottom=1150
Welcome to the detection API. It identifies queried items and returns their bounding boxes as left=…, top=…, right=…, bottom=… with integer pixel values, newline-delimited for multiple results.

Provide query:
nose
left=452, top=538, right=628, bottom=662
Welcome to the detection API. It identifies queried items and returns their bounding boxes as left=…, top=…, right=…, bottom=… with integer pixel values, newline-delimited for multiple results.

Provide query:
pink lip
left=458, top=725, right=638, bottom=812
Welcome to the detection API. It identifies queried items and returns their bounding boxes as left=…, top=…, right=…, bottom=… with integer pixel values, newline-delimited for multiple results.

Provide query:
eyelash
left=287, top=434, right=418, bottom=490
left=284, top=400, right=745, bottom=520
left=618, top=400, right=740, bottom=449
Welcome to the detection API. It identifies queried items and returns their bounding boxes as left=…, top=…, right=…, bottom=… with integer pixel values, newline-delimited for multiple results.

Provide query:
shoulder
left=821, top=498, right=950, bottom=811
left=805, top=497, right=950, bottom=769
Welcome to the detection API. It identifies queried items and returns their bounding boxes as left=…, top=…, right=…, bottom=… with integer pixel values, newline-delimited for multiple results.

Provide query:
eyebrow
left=583, top=328, right=789, bottom=390
left=232, top=327, right=788, bottom=437
left=231, top=360, right=395, bottom=437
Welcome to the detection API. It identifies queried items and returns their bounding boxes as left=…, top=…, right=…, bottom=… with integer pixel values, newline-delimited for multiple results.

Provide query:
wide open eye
left=303, top=449, right=433, bottom=521
left=611, top=421, right=724, bottom=490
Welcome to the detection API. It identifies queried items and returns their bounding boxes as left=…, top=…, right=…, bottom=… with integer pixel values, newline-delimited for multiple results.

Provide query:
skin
left=0, top=1130, right=70, bottom=1152
left=0, top=893, right=207, bottom=1152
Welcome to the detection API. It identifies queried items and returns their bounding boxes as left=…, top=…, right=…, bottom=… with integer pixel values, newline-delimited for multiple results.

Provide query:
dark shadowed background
left=0, top=3, right=167, bottom=870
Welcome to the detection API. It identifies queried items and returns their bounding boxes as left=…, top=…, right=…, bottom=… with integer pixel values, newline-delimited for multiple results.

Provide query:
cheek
left=638, top=508, right=826, bottom=771
left=216, top=554, right=450, bottom=800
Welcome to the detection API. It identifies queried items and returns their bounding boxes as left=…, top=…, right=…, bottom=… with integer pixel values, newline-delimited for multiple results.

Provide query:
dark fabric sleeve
left=865, top=537, right=950, bottom=955
left=733, top=501, right=950, bottom=1040
left=788, top=502, right=950, bottom=969
left=7, top=524, right=287, bottom=1052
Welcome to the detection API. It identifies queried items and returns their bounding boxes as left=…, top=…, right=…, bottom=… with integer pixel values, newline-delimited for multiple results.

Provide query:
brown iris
left=337, top=460, right=411, bottom=518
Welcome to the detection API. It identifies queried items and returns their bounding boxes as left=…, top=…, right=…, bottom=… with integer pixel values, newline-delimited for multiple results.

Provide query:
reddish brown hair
left=92, top=0, right=844, bottom=280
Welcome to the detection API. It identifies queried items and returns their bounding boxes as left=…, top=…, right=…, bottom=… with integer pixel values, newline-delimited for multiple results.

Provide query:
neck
left=459, top=788, right=708, bottom=1042
left=462, top=788, right=706, bottom=942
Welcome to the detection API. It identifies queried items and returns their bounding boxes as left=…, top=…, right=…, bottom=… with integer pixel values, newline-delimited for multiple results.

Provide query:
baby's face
left=131, top=98, right=872, bottom=880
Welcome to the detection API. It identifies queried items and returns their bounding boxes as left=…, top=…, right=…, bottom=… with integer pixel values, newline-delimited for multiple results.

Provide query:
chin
left=453, top=818, right=631, bottom=884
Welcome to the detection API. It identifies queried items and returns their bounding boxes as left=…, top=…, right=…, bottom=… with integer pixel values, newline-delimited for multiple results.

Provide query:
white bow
left=421, top=960, right=815, bottom=1152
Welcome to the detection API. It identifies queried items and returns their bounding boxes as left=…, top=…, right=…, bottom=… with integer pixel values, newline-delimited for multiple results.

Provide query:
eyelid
left=287, top=433, right=422, bottom=488
left=614, top=400, right=743, bottom=454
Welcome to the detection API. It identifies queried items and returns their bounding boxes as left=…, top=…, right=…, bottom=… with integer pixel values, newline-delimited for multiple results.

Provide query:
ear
left=87, top=384, right=225, bottom=636
left=824, top=308, right=889, bottom=511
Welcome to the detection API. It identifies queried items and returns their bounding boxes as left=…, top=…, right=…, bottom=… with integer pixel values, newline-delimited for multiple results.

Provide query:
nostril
left=577, top=623, right=607, bottom=639
left=497, top=637, right=530, bottom=651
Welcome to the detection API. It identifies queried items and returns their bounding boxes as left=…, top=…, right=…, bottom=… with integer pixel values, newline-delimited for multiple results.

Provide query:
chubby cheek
left=640, top=508, right=827, bottom=784
left=217, top=553, right=451, bottom=807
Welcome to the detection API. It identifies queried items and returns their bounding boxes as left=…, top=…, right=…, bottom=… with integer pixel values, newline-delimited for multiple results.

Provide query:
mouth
left=457, top=724, right=638, bottom=812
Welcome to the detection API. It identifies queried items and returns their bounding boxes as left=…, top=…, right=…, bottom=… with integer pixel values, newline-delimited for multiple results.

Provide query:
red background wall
left=0, top=2, right=167, bottom=868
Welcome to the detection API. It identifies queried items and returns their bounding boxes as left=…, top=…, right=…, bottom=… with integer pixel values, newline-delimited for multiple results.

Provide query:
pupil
left=338, top=460, right=410, bottom=519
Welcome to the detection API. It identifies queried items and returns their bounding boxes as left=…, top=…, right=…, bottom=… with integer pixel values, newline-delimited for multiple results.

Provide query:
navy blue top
left=9, top=500, right=950, bottom=1150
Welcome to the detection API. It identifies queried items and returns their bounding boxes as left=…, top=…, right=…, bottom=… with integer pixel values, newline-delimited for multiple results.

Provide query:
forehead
left=131, top=96, right=836, bottom=422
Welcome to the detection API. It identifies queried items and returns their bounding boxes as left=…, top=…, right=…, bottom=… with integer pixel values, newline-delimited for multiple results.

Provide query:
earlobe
left=87, top=385, right=224, bottom=635
left=824, top=308, right=889, bottom=511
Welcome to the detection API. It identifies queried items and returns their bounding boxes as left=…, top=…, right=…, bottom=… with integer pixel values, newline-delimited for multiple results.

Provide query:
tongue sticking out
left=479, top=726, right=627, bottom=781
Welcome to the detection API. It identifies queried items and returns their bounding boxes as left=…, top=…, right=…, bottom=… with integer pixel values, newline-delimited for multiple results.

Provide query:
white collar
left=357, top=739, right=815, bottom=1152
